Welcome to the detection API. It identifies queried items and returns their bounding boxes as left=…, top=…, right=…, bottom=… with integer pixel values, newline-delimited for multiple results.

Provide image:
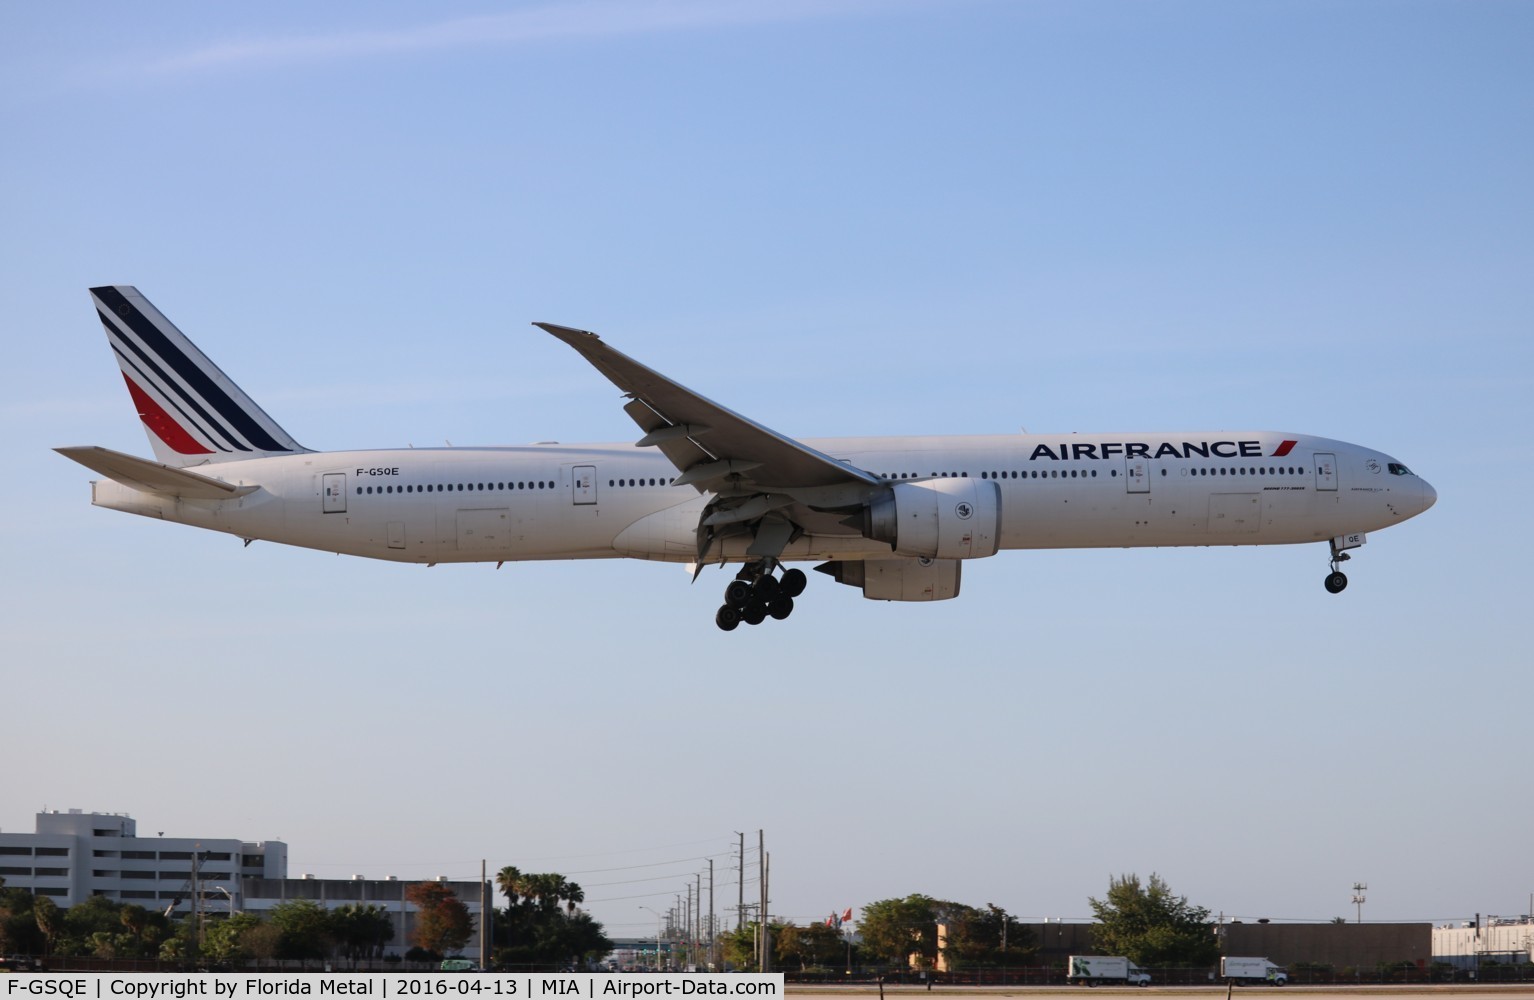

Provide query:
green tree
left=0, top=887, right=43, bottom=955
left=203, top=913, right=266, bottom=967
left=1088, top=873, right=1218, bottom=967
left=547, top=910, right=611, bottom=969
left=559, top=881, right=585, bottom=916
left=406, top=882, right=473, bottom=956
left=33, top=896, right=61, bottom=955
left=856, top=895, right=942, bottom=969
left=332, top=904, right=395, bottom=968
left=269, top=899, right=334, bottom=965
left=717, top=921, right=787, bottom=972
left=59, top=895, right=130, bottom=956
left=776, top=921, right=844, bottom=970
left=492, top=866, right=608, bottom=969
left=941, top=904, right=1036, bottom=970
left=119, top=904, right=149, bottom=950
left=718, top=922, right=758, bottom=971
left=495, top=867, right=523, bottom=910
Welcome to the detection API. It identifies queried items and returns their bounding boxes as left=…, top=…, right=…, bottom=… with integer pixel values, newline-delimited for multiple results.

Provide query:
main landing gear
left=715, top=561, right=808, bottom=631
left=1324, top=540, right=1350, bottom=594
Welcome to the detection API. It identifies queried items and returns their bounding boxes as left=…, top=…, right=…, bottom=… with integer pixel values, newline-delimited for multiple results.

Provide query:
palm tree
left=495, top=866, right=523, bottom=910
left=33, top=896, right=60, bottom=955
left=524, top=874, right=561, bottom=912
left=561, top=881, right=584, bottom=916
left=120, top=904, right=148, bottom=956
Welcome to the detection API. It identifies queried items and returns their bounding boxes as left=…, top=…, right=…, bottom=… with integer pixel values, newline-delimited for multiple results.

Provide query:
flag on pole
left=842, top=907, right=854, bottom=922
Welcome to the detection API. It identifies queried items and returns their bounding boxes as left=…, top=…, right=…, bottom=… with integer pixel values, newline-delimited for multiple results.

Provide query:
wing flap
left=56, top=446, right=257, bottom=500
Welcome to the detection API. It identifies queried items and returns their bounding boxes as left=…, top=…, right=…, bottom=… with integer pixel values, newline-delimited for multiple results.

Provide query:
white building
left=1, top=810, right=489, bottom=961
left=1432, top=917, right=1534, bottom=969
left=242, top=875, right=491, bottom=960
left=0, top=809, right=286, bottom=913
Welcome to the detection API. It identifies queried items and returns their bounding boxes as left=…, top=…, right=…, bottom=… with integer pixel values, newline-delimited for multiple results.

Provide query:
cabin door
left=572, top=465, right=597, bottom=505
left=322, top=473, right=347, bottom=513
left=1124, top=457, right=1150, bottom=493
left=1314, top=452, right=1338, bottom=491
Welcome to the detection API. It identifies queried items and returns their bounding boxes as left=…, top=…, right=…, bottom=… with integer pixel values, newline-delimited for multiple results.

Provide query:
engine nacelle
left=860, top=478, right=1001, bottom=560
left=817, top=558, right=961, bottom=602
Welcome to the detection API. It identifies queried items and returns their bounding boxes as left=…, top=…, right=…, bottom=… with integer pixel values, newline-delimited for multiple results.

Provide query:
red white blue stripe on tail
left=90, top=286, right=307, bottom=467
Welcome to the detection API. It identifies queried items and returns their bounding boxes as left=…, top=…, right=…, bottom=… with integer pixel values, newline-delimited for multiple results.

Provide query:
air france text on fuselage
left=1028, top=439, right=1293, bottom=462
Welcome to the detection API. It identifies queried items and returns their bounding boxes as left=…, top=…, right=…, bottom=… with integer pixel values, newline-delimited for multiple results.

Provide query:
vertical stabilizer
left=90, top=285, right=308, bottom=466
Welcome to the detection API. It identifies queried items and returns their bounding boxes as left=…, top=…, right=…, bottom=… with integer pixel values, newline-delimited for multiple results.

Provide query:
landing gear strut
left=1324, top=540, right=1351, bottom=594
left=715, top=561, right=807, bottom=630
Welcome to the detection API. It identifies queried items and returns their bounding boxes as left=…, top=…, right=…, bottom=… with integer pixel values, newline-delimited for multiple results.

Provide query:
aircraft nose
left=1417, top=477, right=1437, bottom=513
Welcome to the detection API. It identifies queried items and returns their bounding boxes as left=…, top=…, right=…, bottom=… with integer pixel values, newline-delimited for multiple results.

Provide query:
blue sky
left=3, top=1, right=1531, bottom=940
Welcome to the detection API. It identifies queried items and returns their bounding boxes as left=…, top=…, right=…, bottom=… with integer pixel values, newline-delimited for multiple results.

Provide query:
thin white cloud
left=148, top=0, right=907, bottom=76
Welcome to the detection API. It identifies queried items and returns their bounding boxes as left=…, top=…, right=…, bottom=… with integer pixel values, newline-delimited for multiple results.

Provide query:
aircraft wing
left=536, top=323, right=880, bottom=492
left=56, top=446, right=257, bottom=500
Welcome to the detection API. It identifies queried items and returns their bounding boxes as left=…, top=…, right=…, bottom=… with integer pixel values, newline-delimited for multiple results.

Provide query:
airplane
left=59, top=285, right=1437, bottom=631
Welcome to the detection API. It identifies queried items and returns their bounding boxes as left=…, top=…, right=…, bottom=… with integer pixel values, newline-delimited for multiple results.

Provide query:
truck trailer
left=1067, top=955, right=1152, bottom=987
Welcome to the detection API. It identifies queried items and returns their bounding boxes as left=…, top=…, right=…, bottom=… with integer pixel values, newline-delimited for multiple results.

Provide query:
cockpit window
left=1388, top=463, right=1413, bottom=476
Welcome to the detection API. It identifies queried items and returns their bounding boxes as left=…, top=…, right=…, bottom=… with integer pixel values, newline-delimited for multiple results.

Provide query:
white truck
left=1067, top=955, right=1152, bottom=987
left=1221, top=956, right=1289, bottom=986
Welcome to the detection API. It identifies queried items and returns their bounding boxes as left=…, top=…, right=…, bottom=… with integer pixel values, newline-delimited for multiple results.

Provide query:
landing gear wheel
left=752, top=575, right=781, bottom=601
left=742, top=600, right=768, bottom=626
left=1324, top=571, right=1348, bottom=594
left=780, top=568, right=807, bottom=597
left=715, top=605, right=741, bottom=631
left=768, top=595, right=794, bottom=620
left=724, top=579, right=753, bottom=608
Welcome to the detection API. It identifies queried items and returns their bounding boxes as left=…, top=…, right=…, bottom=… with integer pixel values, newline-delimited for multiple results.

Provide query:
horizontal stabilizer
left=55, top=446, right=256, bottom=500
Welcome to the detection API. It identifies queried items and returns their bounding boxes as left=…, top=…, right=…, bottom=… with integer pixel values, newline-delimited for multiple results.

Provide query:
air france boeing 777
left=59, top=286, right=1437, bottom=631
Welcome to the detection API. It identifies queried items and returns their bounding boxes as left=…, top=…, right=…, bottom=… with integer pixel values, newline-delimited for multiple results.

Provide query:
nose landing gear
left=714, top=561, right=808, bottom=631
left=1324, top=541, right=1351, bottom=594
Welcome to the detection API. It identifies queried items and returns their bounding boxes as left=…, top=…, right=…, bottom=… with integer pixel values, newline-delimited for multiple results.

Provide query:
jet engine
left=858, top=477, right=1001, bottom=560
left=816, top=558, right=962, bottom=601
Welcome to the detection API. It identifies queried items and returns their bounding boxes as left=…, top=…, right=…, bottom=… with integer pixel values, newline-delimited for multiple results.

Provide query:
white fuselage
left=88, top=430, right=1436, bottom=567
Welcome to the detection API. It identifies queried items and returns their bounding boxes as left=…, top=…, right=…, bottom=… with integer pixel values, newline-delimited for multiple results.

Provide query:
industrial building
left=1432, top=917, right=1534, bottom=969
left=0, top=810, right=489, bottom=960
left=0, top=809, right=285, bottom=911
left=1218, top=920, right=1431, bottom=969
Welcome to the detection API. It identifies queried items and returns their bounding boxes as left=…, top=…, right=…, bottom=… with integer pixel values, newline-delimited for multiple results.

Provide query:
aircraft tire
left=724, top=580, right=753, bottom=608
left=753, top=575, right=781, bottom=600
left=715, top=605, right=741, bottom=631
left=742, top=600, right=768, bottom=626
left=1325, top=571, right=1348, bottom=594
left=780, top=568, right=807, bottom=597
left=768, top=595, right=793, bottom=620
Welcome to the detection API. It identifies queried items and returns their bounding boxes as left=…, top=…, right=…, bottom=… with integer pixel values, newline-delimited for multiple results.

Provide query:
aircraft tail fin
left=89, top=285, right=309, bottom=466
left=55, top=446, right=257, bottom=500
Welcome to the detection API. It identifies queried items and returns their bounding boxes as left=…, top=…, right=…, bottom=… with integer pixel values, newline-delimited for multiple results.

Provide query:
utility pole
left=736, top=832, right=745, bottom=932
left=708, top=860, right=715, bottom=970
left=687, top=889, right=699, bottom=975
left=758, top=830, right=769, bottom=973
left=480, top=860, right=488, bottom=972
left=1352, top=883, right=1367, bottom=923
